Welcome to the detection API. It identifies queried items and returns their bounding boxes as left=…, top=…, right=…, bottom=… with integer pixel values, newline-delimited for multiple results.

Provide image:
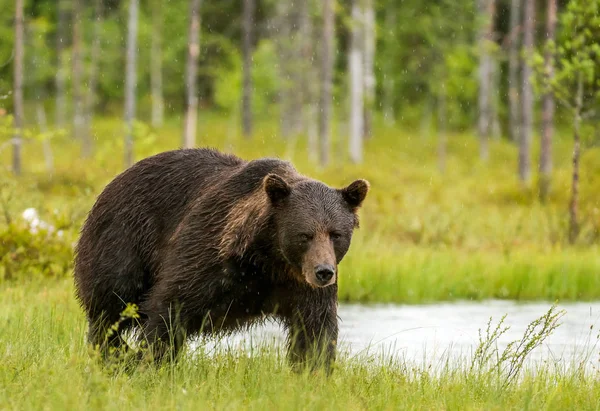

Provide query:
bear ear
left=341, top=179, right=370, bottom=209
left=264, top=174, right=291, bottom=205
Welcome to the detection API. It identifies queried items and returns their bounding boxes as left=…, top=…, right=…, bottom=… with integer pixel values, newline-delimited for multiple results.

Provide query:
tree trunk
left=72, top=0, right=85, bottom=150
left=520, top=0, right=535, bottom=184
left=13, top=0, right=24, bottom=176
left=301, top=0, right=318, bottom=162
left=363, top=0, right=375, bottom=139
left=539, top=0, right=557, bottom=202
left=242, top=0, right=255, bottom=138
left=150, top=0, right=164, bottom=128
left=124, top=0, right=139, bottom=167
left=477, top=0, right=496, bottom=161
left=490, top=59, right=501, bottom=139
left=183, top=0, right=202, bottom=148
left=349, top=0, right=364, bottom=164
left=55, top=0, right=68, bottom=128
left=508, top=0, right=522, bottom=143
left=319, top=0, right=334, bottom=166
left=276, top=1, right=290, bottom=139
left=382, top=7, right=396, bottom=126
left=569, top=74, right=583, bottom=244
left=84, top=0, right=103, bottom=157
left=276, top=0, right=302, bottom=139
left=438, top=81, right=447, bottom=173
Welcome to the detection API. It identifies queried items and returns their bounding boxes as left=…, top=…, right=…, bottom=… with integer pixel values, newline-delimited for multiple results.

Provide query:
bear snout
left=315, top=264, right=335, bottom=285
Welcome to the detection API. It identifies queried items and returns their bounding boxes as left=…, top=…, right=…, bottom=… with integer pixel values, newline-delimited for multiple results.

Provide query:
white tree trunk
left=124, top=0, right=139, bottom=167
left=519, top=0, right=535, bottom=184
left=540, top=0, right=557, bottom=201
left=150, top=0, right=164, bottom=128
left=508, top=0, right=522, bottom=143
left=13, top=0, right=24, bottom=175
left=73, top=0, right=86, bottom=151
left=242, top=0, right=255, bottom=137
left=84, top=0, right=103, bottom=156
left=349, top=0, right=364, bottom=164
left=363, top=0, right=376, bottom=139
left=183, top=0, right=202, bottom=148
left=477, top=0, right=496, bottom=161
left=319, top=0, right=334, bottom=166
left=382, top=5, right=396, bottom=126
left=55, top=0, right=68, bottom=128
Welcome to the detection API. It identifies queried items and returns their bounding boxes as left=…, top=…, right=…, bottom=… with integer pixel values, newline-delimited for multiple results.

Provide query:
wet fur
left=74, top=148, right=365, bottom=370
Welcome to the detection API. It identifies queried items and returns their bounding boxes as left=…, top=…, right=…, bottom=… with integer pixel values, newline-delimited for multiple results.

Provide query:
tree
left=520, top=0, right=535, bottom=184
left=55, top=0, right=68, bottom=127
left=242, top=0, right=255, bottom=138
left=477, top=0, right=496, bottom=161
left=508, top=0, right=522, bottom=143
left=124, top=0, right=139, bottom=167
left=300, top=0, right=318, bottom=161
left=539, top=0, right=557, bottom=201
left=183, top=0, right=202, bottom=149
left=534, top=0, right=600, bottom=243
left=319, top=0, right=334, bottom=166
left=13, top=0, right=24, bottom=176
left=150, top=0, right=164, bottom=128
left=72, top=0, right=87, bottom=153
left=84, top=0, right=103, bottom=155
left=363, top=0, right=375, bottom=139
left=382, top=6, right=396, bottom=126
left=349, top=0, right=364, bottom=163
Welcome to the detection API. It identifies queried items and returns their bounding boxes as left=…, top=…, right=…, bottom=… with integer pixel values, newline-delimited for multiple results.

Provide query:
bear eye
left=330, top=231, right=342, bottom=240
left=297, top=233, right=313, bottom=243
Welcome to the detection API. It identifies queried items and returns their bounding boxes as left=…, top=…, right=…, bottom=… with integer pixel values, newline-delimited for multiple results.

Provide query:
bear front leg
left=285, top=295, right=338, bottom=373
left=142, top=305, right=186, bottom=363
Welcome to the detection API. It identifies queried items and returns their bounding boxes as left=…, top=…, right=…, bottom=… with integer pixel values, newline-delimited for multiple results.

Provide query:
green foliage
left=533, top=0, right=600, bottom=114
left=0, top=221, right=73, bottom=282
left=214, top=40, right=281, bottom=115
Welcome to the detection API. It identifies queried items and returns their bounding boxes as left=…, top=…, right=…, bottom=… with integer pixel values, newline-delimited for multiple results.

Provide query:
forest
left=1, top=0, right=600, bottom=409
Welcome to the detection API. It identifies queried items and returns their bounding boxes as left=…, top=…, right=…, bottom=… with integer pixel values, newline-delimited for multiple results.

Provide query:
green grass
left=1, top=279, right=600, bottom=410
left=1, top=113, right=600, bottom=303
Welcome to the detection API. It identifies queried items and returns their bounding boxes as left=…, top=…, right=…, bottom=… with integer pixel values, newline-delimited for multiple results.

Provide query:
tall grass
left=1, top=280, right=599, bottom=410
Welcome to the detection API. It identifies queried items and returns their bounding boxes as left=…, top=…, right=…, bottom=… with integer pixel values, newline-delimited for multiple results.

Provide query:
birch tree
left=349, top=0, right=364, bottom=163
left=242, top=0, right=255, bottom=138
left=508, top=0, right=522, bottom=143
left=520, top=0, right=535, bottom=184
left=124, top=0, right=139, bottom=167
left=319, top=0, right=334, bottom=166
left=150, top=0, right=164, bottom=127
left=363, top=0, right=375, bottom=139
left=13, top=0, right=24, bottom=175
left=183, top=0, right=202, bottom=149
left=84, top=0, right=103, bottom=155
left=539, top=0, right=557, bottom=201
left=72, top=0, right=86, bottom=153
left=55, top=0, right=68, bottom=127
left=477, top=0, right=496, bottom=161
left=533, top=1, right=600, bottom=243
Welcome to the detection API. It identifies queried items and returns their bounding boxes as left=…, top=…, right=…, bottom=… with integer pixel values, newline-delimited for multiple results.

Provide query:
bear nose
left=315, top=264, right=335, bottom=284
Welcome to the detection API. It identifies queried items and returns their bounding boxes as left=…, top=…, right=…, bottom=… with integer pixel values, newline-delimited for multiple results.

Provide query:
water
left=199, top=300, right=600, bottom=369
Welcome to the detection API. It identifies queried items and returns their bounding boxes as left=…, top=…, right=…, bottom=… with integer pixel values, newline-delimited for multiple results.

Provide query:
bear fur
left=74, top=148, right=369, bottom=370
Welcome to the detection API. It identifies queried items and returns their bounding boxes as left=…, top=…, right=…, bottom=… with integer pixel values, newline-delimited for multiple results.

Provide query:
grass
left=2, top=279, right=600, bottom=410
left=1, top=113, right=599, bottom=303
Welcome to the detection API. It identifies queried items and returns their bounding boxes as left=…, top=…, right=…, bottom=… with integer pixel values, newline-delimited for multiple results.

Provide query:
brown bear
left=74, top=148, right=369, bottom=370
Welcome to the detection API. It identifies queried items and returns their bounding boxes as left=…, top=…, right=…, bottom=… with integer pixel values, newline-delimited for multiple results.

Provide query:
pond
left=198, top=300, right=600, bottom=369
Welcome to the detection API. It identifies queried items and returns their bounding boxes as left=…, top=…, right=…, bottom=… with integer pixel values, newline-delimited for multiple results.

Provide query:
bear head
left=264, top=174, right=369, bottom=288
